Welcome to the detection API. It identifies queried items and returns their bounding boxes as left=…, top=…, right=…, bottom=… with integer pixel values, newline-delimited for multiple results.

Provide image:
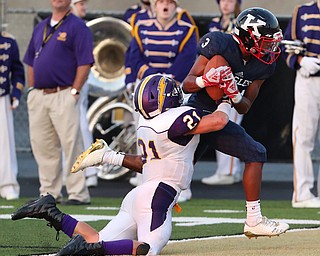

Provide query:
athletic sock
left=103, top=239, right=133, bottom=255
left=61, top=214, right=78, bottom=238
left=245, top=200, right=262, bottom=226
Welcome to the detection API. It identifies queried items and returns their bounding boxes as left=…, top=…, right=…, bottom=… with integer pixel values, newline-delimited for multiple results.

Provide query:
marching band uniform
left=125, top=7, right=199, bottom=87
left=129, top=18, right=197, bottom=84
left=282, top=1, right=320, bottom=208
left=0, top=32, right=25, bottom=200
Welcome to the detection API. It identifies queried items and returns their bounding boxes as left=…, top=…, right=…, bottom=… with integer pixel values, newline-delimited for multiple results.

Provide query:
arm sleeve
left=10, top=40, right=25, bottom=100
left=73, top=23, right=94, bottom=66
left=168, top=108, right=203, bottom=139
left=281, top=5, right=301, bottom=70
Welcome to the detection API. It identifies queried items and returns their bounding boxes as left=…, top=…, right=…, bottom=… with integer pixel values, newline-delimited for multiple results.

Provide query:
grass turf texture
left=0, top=197, right=319, bottom=255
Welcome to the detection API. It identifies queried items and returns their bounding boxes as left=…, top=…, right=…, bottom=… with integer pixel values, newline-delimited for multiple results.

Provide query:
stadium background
left=3, top=0, right=318, bottom=161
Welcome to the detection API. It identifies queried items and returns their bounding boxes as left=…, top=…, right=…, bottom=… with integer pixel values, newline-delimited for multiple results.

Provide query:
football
left=204, top=55, right=229, bottom=100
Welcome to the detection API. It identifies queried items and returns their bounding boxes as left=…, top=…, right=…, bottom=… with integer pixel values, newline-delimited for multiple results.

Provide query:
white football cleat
left=177, top=188, right=192, bottom=203
left=201, top=173, right=241, bottom=185
left=72, top=139, right=110, bottom=173
left=129, top=174, right=143, bottom=187
left=292, top=197, right=320, bottom=208
left=244, top=216, right=289, bottom=238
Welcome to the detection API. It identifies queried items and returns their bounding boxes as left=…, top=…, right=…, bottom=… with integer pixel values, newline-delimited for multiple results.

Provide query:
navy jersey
left=187, top=31, right=276, bottom=112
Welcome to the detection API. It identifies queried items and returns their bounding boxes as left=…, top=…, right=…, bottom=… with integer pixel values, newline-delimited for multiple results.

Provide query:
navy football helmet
left=134, top=74, right=183, bottom=119
left=233, top=7, right=283, bottom=64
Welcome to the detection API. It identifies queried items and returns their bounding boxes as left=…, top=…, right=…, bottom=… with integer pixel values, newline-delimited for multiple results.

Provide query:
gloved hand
left=300, top=57, right=320, bottom=75
left=196, top=66, right=232, bottom=88
left=299, top=67, right=311, bottom=78
left=11, top=97, right=19, bottom=110
left=219, top=72, right=242, bottom=103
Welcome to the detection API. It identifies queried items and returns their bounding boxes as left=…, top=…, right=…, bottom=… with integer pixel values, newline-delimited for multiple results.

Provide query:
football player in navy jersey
left=202, top=0, right=243, bottom=186
left=182, top=7, right=288, bottom=237
left=12, top=74, right=231, bottom=255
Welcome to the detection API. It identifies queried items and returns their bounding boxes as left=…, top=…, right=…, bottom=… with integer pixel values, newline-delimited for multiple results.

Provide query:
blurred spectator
left=23, top=0, right=93, bottom=205
left=201, top=0, right=243, bottom=186
left=124, top=0, right=199, bottom=91
left=0, top=31, right=25, bottom=200
left=70, top=0, right=88, bottom=18
left=123, top=0, right=151, bottom=24
left=281, top=0, right=320, bottom=208
left=70, top=0, right=99, bottom=188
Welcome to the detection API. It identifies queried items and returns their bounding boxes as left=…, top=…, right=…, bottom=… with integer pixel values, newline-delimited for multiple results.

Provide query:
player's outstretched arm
left=187, top=102, right=231, bottom=135
left=71, top=139, right=143, bottom=173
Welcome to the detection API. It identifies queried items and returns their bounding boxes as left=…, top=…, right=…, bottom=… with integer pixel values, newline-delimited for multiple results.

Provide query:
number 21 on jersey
left=138, top=139, right=160, bottom=164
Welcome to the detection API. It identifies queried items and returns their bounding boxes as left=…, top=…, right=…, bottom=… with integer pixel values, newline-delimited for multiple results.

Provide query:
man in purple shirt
left=24, top=0, right=93, bottom=205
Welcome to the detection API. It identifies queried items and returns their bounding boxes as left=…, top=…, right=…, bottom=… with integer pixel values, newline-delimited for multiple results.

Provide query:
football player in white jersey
left=12, top=73, right=231, bottom=255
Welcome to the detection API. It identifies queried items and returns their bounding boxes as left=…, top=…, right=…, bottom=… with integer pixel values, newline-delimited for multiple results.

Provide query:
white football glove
left=300, top=57, right=320, bottom=75
left=299, top=67, right=311, bottom=78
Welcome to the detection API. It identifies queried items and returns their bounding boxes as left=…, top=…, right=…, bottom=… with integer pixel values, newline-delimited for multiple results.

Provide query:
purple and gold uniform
left=98, top=106, right=202, bottom=255
left=282, top=1, right=320, bottom=204
left=0, top=32, right=25, bottom=200
left=187, top=31, right=275, bottom=163
left=0, top=33, right=24, bottom=99
left=125, top=8, right=199, bottom=85
left=282, top=1, right=320, bottom=73
left=129, top=19, right=197, bottom=83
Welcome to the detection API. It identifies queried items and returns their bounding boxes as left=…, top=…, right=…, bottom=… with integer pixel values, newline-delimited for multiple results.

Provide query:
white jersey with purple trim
left=137, top=106, right=202, bottom=191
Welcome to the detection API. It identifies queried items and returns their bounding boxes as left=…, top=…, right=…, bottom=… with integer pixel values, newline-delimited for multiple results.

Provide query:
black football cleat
left=136, top=242, right=150, bottom=255
left=56, top=234, right=105, bottom=256
left=11, top=194, right=65, bottom=232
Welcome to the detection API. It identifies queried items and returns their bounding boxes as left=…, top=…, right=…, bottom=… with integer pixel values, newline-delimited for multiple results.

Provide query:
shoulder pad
left=1, top=31, right=15, bottom=39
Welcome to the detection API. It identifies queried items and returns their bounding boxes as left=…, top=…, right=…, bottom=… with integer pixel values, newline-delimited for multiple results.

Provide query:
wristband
left=231, top=93, right=242, bottom=104
left=103, top=150, right=125, bottom=166
left=195, top=76, right=205, bottom=88
left=216, top=102, right=231, bottom=116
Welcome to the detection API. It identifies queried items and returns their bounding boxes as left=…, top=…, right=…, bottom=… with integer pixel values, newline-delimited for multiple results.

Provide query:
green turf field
left=0, top=197, right=319, bottom=255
